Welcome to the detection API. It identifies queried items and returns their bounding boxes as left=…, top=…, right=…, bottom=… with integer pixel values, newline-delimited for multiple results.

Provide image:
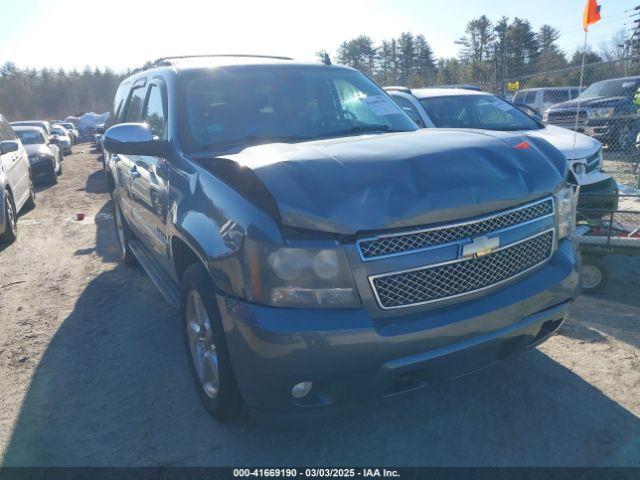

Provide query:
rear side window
left=124, top=86, right=146, bottom=122
left=543, top=90, right=569, bottom=103
left=512, top=91, right=524, bottom=104
left=143, top=84, right=167, bottom=138
left=524, top=91, right=537, bottom=104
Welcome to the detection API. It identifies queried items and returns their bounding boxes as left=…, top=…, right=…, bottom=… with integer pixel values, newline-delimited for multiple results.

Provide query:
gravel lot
left=0, top=146, right=639, bottom=467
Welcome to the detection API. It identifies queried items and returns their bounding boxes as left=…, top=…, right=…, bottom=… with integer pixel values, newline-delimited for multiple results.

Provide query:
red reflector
left=514, top=141, right=530, bottom=150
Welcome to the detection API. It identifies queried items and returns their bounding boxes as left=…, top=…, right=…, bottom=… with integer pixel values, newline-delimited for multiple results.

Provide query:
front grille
left=358, top=198, right=554, bottom=260
left=371, top=230, right=554, bottom=310
left=546, top=110, right=588, bottom=125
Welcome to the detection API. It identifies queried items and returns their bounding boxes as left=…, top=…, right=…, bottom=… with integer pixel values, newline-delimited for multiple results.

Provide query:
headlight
left=554, top=184, right=577, bottom=240
left=588, top=107, right=615, bottom=119
left=245, top=239, right=361, bottom=308
left=597, top=148, right=604, bottom=169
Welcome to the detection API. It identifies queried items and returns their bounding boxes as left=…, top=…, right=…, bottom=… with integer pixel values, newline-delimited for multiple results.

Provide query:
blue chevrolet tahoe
left=103, top=55, right=581, bottom=420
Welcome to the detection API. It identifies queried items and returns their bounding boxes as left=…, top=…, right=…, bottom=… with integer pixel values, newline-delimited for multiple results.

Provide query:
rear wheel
left=181, top=263, right=244, bottom=421
left=1, top=193, right=17, bottom=244
left=23, top=176, right=36, bottom=211
left=112, top=199, right=138, bottom=267
left=582, top=256, right=609, bottom=294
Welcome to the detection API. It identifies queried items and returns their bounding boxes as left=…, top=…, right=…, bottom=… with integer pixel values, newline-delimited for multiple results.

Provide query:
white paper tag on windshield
left=361, top=95, right=398, bottom=116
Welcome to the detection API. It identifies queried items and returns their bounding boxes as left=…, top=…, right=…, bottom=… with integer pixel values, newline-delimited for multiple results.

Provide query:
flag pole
left=572, top=28, right=589, bottom=157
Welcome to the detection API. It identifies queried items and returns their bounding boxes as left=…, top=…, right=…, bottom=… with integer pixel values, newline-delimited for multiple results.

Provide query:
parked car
left=544, top=76, right=640, bottom=150
left=513, top=87, right=584, bottom=116
left=50, top=125, right=72, bottom=155
left=13, top=126, right=62, bottom=184
left=54, top=122, right=79, bottom=144
left=10, top=120, right=53, bottom=136
left=103, top=55, right=580, bottom=420
left=385, top=87, right=617, bottom=211
left=0, top=115, right=36, bottom=244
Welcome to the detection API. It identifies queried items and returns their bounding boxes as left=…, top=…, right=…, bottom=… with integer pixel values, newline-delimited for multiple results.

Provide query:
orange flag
left=583, top=0, right=602, bottom=31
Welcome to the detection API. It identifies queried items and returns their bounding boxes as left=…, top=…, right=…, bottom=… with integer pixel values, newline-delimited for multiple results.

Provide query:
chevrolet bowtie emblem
left=462, top=236, right=500, bottom=258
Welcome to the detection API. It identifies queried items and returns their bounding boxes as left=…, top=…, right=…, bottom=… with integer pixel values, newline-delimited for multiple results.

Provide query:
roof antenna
left=322, top=53, right=332, bottom=65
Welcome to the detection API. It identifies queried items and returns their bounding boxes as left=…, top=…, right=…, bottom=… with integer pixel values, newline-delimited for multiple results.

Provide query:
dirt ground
left=0, top=146, right=639, bottom=467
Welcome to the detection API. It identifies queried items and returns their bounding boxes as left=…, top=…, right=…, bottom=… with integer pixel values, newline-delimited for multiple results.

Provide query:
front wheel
left=582, top=256, right=609, bottom=294
left=181, top=263, right=245, bottom=421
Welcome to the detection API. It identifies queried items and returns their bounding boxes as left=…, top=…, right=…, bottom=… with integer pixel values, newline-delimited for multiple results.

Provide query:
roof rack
left=383, top=86, right=412, bottom=94
left=151, top=54, right=294, bottom=67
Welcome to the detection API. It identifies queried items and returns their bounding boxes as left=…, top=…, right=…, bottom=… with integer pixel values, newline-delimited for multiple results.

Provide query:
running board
left=128, top=240, right=180, bottom=309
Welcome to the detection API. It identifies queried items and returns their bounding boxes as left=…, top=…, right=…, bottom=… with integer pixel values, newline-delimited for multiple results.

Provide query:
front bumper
left=578, top=176, right=618, bottom=212
left=30, top=160, right=54, bottom=182
left=217, top=239, right=580, bottom=412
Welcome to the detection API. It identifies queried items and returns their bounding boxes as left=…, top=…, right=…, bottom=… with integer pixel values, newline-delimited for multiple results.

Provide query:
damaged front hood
left=208, top=129, right=566, bottom=235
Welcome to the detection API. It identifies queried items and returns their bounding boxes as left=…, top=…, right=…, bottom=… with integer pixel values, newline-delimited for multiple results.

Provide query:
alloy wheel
left=582, top=264, right=602, bottom=290
left=185, top=289, right=220, bottom=399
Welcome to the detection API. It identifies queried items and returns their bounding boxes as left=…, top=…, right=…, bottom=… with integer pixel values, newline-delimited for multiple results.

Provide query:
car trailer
left=576, top=192, right=640, bottom=293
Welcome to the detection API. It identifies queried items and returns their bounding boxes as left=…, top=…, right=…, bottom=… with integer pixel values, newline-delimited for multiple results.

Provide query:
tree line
left=328, top=15, right=635, bottom=92
left=0, top=63, right=123, bottom=122
left=1, top=14, right=636, bottom=120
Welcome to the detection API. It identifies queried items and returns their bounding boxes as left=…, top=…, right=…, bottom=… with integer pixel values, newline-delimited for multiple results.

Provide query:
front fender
left=169, top=163, right=282, bottom=299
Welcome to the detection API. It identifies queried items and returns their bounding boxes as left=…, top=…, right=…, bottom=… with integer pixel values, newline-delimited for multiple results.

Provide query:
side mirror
left=104, top=123, right=167, bottom=156
left=95, top=126, right=105, bottom=134
left=0, top=140, right=19, bottom=155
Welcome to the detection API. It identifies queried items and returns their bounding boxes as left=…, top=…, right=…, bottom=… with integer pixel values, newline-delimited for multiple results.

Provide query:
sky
left=0, top=0, right=638, bottom=72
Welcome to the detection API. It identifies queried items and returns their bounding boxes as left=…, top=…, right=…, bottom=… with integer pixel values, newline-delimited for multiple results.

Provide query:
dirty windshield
left=179, top=66, right=417, bottom=152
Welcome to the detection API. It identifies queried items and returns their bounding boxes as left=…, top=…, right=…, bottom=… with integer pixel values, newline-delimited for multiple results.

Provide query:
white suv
left=0, top=114, right=36, bottom=244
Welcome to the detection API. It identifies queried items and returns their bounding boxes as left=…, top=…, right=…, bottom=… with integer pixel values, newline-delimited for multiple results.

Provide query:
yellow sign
left=507, top=81, right=520, bottom=92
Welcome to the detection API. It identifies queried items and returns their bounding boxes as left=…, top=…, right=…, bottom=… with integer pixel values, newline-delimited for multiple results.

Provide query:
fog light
left=291, top=381, right=313, bottom=399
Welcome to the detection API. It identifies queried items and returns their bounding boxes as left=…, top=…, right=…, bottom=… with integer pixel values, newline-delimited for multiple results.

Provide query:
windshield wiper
left=313, top=124, right=407, bottom=140
left=201, top=134, right=307, bottom=150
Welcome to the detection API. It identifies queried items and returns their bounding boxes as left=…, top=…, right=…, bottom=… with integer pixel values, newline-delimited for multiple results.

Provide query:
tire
left=50, top=164, right=58, bottom=184
left=181, top=263, right=245, bottom=421
left=23, top=176, right=36, bottom=211
left=1, top=192, right=18, bottom=244
left=57, top=162, right=63, bottom=176
left=112, top=199, right=138, bottom=267
left=581, top=256, right=609, bottom=294
left=616, top=124, right=637, bottom=152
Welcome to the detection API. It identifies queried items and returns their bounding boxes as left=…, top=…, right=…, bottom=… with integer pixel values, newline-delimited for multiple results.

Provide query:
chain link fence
left=503, top=57, right=640, bottom=189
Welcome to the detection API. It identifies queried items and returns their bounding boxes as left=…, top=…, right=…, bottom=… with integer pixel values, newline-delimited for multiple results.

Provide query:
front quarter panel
left=168, top=151, right=283, bottom=300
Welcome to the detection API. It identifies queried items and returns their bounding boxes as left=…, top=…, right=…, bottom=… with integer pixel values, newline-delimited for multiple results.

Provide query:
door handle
left=129, top=166, right=141, bottom=179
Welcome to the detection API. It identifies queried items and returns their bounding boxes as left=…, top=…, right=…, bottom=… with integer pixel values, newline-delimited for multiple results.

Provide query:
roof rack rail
left=383, top=86, right=411, bottom=94
left=151, top=54, right=294, bottom=67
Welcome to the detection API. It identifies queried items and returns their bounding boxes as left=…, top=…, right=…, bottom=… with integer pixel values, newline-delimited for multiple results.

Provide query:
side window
left=111, top=83, right=130, bottom=126
left=0, top=118, right=16, bottom=141
left=143, top=84, right=167, bottom=138
left=524, top=91, right=537, bottom=104
left=392, top=95, right=424, bottom=125
left=124, top=86, right=146, bottom=123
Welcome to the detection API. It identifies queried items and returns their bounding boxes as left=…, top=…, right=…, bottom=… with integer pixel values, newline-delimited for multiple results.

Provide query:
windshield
left=579, top=78, right=640, bottom=100
left=52, top=129, right=65, bottom=135
left=61, top=123, right=74, bottom=129
left=179, top=66, right=417, bottom=153
left=419, top=94, right=541, bottom=131
left=16, top=130, right=45, bottom=145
